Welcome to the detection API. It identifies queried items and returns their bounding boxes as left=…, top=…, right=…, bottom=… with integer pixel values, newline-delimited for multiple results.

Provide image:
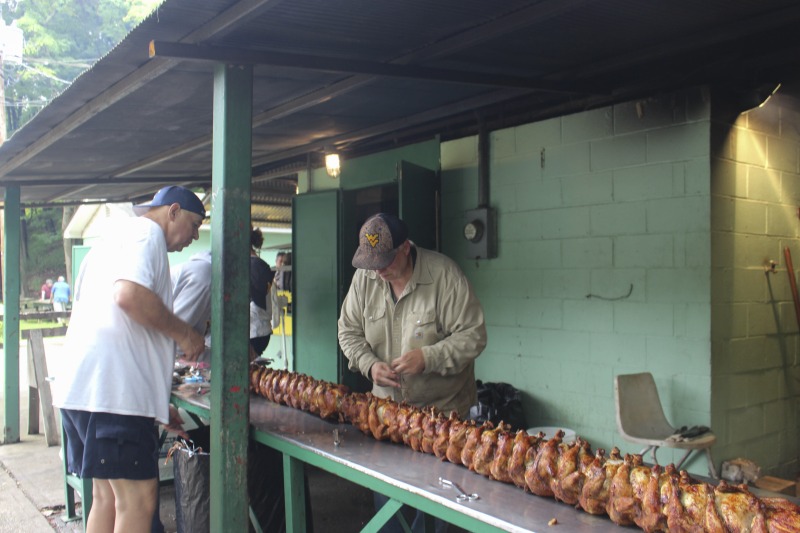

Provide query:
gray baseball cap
left=351, top=213, right=409, bottom=270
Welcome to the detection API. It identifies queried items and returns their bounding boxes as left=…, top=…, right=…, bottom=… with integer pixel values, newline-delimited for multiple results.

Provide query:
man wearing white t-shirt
left=171, top=250, right=213, bottom=365
left=54, top=185, right=206, bottom=533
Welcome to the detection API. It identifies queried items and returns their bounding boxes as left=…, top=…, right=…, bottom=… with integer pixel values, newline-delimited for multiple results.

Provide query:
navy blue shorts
left=61, top=409, right=160, bottom=480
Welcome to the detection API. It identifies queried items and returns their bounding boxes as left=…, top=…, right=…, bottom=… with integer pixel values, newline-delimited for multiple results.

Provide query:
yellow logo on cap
left=366, top=233, right=380, bottom=248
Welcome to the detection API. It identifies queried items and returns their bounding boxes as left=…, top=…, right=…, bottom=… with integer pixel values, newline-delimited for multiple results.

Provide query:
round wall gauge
left=463, top=219, right=484, bottom=242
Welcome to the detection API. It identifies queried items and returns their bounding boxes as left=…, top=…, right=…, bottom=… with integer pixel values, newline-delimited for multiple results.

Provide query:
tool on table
left=438, top=477, right=479, bottom=502
left=333, top=429, right=342, bottom=447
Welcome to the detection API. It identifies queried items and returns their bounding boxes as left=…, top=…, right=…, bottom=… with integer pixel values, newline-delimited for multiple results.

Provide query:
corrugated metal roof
left=0, top=0, right=798, bottom=226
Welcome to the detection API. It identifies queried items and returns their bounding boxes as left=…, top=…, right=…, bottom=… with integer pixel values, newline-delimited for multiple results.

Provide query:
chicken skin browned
left=248, top=366, right=800, bottom=533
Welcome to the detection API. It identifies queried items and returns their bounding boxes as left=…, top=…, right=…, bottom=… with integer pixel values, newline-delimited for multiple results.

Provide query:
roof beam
left=0, top=0, right=283, bottom=180
left=95, top=0, right=600, bottom=183
left=559, top=3, right=800, bottom=81
left=19, top=0, right=600, bottom=192
left=251, top=88, right=533, bottom=166
left=148, top=40, right=588, bottom=93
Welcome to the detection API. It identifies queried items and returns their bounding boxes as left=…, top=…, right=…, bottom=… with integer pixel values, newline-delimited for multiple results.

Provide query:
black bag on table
left=468, top=380, right=527, bottom=432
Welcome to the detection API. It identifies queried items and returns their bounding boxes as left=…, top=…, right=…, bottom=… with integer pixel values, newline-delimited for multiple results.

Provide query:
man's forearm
left=114, top=280, right=192, bottom=345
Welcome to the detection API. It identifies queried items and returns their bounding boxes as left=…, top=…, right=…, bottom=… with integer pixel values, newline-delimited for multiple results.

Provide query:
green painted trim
left=251, top=429, right=506, bottom=533
left=2, top=185, right=20, bottom=443
left=283, top=455, right=306, bottom=532
left=363, top=497, right=406, bottom=533
left=171, top=393, right=211, bottom=421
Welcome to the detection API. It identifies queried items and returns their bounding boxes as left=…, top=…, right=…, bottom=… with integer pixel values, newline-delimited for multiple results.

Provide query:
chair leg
left=640, top=445, right=661, bottom=465
left=675, top=449, right=696, bottom=471
left=638, top=445, right=656, bottom=463
left=705, top=448, right=718, bottom=479
left=61, top=422, right=93, bottom=530
left=81, top=477, right=93, bottom=529
left=64, top=481, right=78, bottom=521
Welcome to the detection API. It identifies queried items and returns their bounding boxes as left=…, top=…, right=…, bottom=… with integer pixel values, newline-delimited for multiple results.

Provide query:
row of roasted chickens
left=249, top=365, right=799, bottom=533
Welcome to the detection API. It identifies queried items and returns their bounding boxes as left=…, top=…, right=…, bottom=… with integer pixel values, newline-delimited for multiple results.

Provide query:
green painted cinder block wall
left=440, top=88, right=717, bottom=475
left=709, top=91, right=800, bottom=478
left=438, top=86, right=799, bottom=478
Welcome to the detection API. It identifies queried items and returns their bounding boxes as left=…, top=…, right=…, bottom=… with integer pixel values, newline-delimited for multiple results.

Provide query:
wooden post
left=26, top=329, right=59, bottom=446
left=785, top=247, right=800, bottom=332
left=27, top=336, right=39, bottom=435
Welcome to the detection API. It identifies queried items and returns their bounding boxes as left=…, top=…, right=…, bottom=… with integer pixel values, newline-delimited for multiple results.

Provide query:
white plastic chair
left=614, top=372, right=718, bottom=478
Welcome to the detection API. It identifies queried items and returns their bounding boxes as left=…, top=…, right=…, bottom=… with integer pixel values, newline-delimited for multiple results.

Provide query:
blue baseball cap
left=133, top=185, right=206, bottom=218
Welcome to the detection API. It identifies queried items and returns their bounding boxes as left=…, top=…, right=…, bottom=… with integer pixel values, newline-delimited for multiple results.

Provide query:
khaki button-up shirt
left=338, top=246, right=486, bottom=418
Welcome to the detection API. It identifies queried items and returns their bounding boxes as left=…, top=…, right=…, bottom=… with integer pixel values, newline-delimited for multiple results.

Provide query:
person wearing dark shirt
left=250, top=227, right=275, bottom=357
left=41, top=278, right=54, bottom=300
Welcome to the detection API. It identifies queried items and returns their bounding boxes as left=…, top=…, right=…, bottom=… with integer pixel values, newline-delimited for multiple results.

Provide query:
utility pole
left=0, top=20, right=23, bottom=144
left=0, top=50, right=6, bottom=144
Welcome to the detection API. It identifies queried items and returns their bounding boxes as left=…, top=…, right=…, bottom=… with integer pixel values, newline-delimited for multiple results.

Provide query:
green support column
left=2, top=184, right=20, bottom=444
left=283, top=454, right=306, bottom=532
left=209, top=63, right=253, bottom=532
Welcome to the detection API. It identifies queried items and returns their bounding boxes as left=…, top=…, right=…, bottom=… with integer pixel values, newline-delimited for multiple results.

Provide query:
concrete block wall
left=440, top=88, right=715, bottom=474
left=710, top=90, right=800, bottom=478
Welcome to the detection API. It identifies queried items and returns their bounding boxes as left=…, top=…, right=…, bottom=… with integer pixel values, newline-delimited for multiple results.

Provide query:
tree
left=2, top=0, right=161, bottom=136
left=1, top=0, right=161, bottom=292
left=21, top=207, right=64, bottom=295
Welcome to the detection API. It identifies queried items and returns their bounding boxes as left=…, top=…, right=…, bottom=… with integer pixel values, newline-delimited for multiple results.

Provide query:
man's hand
left=177, top=324, right=205, bottom=362
left=370, top=361, right=401, bottom=388
left=114, top=280, right=205, bottom=361
left=390, top=348, right=425, bottom=375
left=163, top=405, right=190, bottom=440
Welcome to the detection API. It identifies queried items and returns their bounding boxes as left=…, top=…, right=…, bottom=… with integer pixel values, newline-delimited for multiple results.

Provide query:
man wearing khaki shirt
left=338, top=212, right=487, bottom=420
left=338, top=213, right=487, bottom=533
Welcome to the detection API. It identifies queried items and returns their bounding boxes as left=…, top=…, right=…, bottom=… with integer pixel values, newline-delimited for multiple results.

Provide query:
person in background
left=51, top=275, right=71, bottom=311
left=250, top=227, right=275, bottom=359
left=274, top=251, right=286, bottom=289
left=270, top=251, right=291, bottom=332
left=171, top=251, right=213, bottom=365
left=53, top=185, right=206, bottom=533
left=274, top=251, right=292, bottom=292
left=338, top=213, right=487, bottom=533
left=40, top=278, right=54, bottom=301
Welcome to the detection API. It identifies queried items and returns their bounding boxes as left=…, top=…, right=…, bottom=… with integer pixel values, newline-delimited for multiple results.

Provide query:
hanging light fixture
left=325, top=152, right=341, bottom=179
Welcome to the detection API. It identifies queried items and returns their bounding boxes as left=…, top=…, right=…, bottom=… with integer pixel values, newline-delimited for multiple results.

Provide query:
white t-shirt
left=171, top=251, right=212, bottom=363
left=53, top=217, right=175, bottom=424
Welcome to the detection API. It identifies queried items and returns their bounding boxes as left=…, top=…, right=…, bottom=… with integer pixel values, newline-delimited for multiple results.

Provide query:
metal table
left=171, top=389, right=626, bottom=533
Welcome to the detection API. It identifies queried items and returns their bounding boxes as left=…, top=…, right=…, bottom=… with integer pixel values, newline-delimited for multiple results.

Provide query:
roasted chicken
left=248, top=366, right=800, bottom=533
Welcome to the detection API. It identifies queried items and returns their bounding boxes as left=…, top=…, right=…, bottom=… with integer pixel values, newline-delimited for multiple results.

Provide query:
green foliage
left=3, top=0, right=162, bottom=135
left=23, top=207, right=65, bottom=294
left=0, top=1, right=163, bottom=289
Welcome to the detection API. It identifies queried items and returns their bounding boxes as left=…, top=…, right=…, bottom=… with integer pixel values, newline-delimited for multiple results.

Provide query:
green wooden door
left=398, top=161, right=439, bottom=251
left=293, top=190, right=340, bottom=382
left=293, top=161, right=440, bottom=387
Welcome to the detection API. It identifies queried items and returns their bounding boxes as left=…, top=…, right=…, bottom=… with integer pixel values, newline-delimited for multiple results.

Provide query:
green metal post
left=2, top=184, right=20, bottom=444
left=283, top=454, right=307, bottom=532
left=209, top=62, right=252, bottom=532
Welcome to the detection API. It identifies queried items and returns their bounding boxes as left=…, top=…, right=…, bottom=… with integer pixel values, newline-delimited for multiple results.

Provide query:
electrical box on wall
left=463, top=207, right=497, bottom=260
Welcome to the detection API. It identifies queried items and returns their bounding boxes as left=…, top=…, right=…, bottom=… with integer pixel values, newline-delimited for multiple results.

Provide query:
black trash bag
left=171, top=436, right=211, bottom=533
left=248, top=440, right=314, bottom=533
left=171, top=425, right=313, bottom=533
left=468, top=380, right=527, bottom=432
